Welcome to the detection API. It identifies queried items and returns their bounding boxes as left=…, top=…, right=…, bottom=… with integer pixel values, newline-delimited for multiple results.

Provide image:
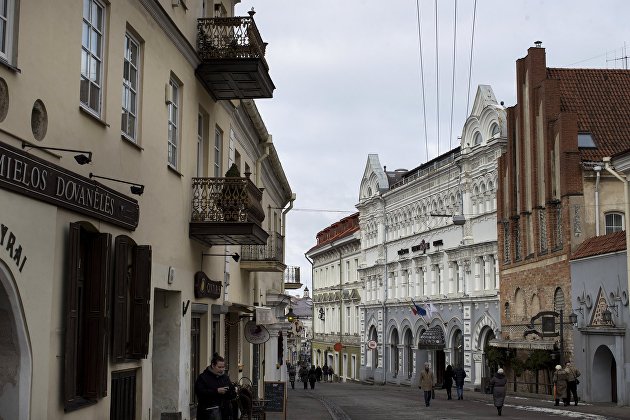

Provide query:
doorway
left=592, top=345, right=617, bottom=402
left=435, top=350, right=445, bottom=385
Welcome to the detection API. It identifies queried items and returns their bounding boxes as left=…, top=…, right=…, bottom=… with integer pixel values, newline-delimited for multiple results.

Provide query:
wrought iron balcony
left=240, top=232, right=286, bottom=272
left=196, top=10, right=275, bottom=100
left=189, top=175, right=267, bottom=246
left=284, top=266, right=302, bottom=290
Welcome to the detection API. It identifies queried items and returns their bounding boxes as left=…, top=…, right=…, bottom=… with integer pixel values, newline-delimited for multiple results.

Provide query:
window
left=345, top=306, right=350, bottom=333
left=473, top=131, right=482, bottom=145
left=0, top=0, right=17, bottom=64
left=214, top=126, right=223, bottom=177
left=605, top=212, right=624, bottom=234
left=110, top=370, right=137, bottom=420
left=112, top=236, right=151, bottom=362
left=491, top=123, right=500, bottom=137
left=81, top=0, right=105, bottom=115
left=167, top=77, right=180, bottom=168
left=64, top=222, right=110, bottom=410
left=196, top=112, right=205, bottom=177
left=577, top=132, right=596, bottom=148
left=553, top=288, right=565, bottom=313
left=121, top=33, right=140, bottom=141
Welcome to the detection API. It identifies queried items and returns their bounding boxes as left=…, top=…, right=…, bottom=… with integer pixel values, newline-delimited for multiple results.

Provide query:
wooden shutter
left=129, top=245, right=151, bottom=359
left=112, top=236, right=131, bottom=362
left=64, top=223, right=82, bottom=407
left=83, top=232, right=111, bottom=399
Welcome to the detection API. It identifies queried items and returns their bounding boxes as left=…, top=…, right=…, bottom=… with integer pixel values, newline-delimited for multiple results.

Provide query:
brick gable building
left=494, top=44, right=630, bottom=396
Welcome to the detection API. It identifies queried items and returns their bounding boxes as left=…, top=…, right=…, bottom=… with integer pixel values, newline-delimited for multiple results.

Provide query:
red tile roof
left=571, top=231, right=627, bottom=260
left=307, top=212, right=360, bottom=253
left=546, top=68, right=630, bottom=162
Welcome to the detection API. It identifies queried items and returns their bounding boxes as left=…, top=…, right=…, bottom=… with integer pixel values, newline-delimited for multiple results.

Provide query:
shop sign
left=194, top=271, right=222, bottom=299
left=0, top=141, right=139, bottom=230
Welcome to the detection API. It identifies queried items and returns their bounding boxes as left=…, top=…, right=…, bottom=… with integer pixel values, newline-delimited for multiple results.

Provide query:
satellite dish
left=244, top=320, right=270, bottom=344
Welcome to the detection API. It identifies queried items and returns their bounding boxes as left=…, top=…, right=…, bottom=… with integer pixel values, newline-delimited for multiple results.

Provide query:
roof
left=306, top=212, right=359, bottom=254
left=571, top=231, right=627, bottom=260
left=546, top=68, right=630, bottom=161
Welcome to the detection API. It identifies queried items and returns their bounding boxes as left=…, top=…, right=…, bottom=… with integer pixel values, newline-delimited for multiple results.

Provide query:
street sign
left=334, top=342, right=343, bottom=352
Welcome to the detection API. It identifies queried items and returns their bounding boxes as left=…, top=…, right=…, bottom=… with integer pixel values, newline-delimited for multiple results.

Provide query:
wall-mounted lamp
left=568, top=311, right=579, bottom=325
left=286, top=307, right=297, bottom=323
left=22, top=141, right=92, bottom=165
left=430, top=212, right=466, bottom=226
left=89, top=172, right=144, bottom=195
left=602, top=304, right=619, bottom=323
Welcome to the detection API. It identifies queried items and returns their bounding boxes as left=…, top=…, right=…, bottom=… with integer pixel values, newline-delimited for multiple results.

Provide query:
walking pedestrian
left=552, top=364, right=569, bottom=406
left=322, top=364, right=329, bottom=382
left=308, top=365, right=317, bottom=389
left=299, top=364, right=309, bottom=389
left=315, top=365, right=323, bottom=382
left=453, top=365, right=467, bottom=400
left=328, top=366, right=334, bottom=382
left=490, top=368, right=508, bottom=416
left=419, top=362, right=435, bottom=407
left=195, top=354, right=237, bottom=420
left=565, top=361, right=581, bottom=406
left=288, top=364, right=297, bottom=390
left=443, top=365, right=454, bottom=400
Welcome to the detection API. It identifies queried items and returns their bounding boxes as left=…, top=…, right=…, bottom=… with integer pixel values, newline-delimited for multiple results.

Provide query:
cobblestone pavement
left=267, top=381, right=630, bottom=420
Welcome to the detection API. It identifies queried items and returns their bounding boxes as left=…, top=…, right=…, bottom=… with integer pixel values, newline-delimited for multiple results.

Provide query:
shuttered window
left=64, top=222, right=111, bottom=411
left=112, top=235, right=151, bottom=361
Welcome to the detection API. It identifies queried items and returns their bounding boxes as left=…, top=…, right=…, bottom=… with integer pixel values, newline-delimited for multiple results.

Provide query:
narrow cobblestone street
left=273, top=382, right=630, bottom=420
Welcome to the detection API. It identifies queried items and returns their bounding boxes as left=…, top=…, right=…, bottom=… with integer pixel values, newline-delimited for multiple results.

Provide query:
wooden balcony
left=196, top=11, right=275, bottom=100
left=189, top=175, right=267, bottom=246
left=240, top=232, right=286, bottom=272
left=284, top=266, right=302, bottom=290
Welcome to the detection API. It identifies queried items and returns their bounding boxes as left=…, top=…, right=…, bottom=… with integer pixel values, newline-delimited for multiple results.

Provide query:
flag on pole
left=410, top=298, right=427, bottom=316
left=425, top=302, right=436, bottom=317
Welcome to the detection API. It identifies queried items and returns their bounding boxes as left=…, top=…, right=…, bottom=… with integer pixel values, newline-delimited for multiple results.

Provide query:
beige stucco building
left=0, top=1, right=294, bottom=419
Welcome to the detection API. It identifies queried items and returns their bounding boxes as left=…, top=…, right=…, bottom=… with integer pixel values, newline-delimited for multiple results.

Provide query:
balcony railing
left=284, top=266, right=302, bottom=290
left=197, top=12, right=267, bottom=61
left=196, top=11, right=274, bottom=99
left=241, top=232, right=284, bottom=262
left=189, top=175, right=267, bottom=245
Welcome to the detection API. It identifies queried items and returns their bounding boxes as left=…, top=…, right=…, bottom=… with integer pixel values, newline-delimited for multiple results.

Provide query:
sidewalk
left=266, top=384, right=333, bottom=420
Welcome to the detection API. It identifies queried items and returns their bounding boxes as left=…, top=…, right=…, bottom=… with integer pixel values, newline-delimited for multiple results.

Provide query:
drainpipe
left=603, top=157, right=630, bottom=305
left=256, top=135, right=272, bottom=188
left=379, top=195, right=388, bottom=385
left=281, top=193, right=296, bottom=261
left=594, top=165, right=602, bottom=236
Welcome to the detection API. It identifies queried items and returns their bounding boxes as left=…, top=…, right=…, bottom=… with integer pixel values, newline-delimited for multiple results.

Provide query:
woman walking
left=443, top=365, right=454, bottom=400
left=490, top=368, right=508, bottom=416
left=553, top=365, right=569, bottom=406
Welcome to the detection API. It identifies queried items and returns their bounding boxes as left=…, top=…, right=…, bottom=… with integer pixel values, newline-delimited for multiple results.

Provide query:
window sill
left=168, top=164, right=184, bottom=177
left=79, top=106, right=110, bottom=127
left=64, top=396, right=97, bottom=413
left=121, top=134, right=144, bottom=151
left=0, top=58, right=21, bottom=73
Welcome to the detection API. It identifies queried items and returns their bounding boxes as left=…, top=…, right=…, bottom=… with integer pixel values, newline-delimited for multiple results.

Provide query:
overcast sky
left=235, top=0, right=630, bottom=295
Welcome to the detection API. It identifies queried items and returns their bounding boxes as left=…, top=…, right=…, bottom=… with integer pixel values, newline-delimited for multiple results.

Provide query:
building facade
left=494, top=44, right=630, bottom=398
left=307, top=213, right=363, bottom=382
left=0, top=1, right=295, bottom=419
left=357, top=85, right=506, bottom=388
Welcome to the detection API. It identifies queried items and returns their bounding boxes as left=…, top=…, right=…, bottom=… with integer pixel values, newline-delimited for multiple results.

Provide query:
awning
left=488, top=338, right=554, bottom=350
left=418, top=326, right=445, bottom=349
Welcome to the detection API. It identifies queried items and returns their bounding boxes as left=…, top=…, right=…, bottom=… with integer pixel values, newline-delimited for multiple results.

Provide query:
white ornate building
left=357, top=86, right=506, bottom=389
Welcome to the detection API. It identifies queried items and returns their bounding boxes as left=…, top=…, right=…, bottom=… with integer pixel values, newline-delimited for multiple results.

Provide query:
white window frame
left=122, top=32, right=140, bottom=142
left=0, top=0, right=16, bottom=64
left=196, top=112, right=205, bottom=177
left=605, top=212, right=624, bottom=234
left=167, top=77, right=180, bottom=168
left=81, top=0, right=106, bottom=116
left=214, top=126, right=223, bottom=177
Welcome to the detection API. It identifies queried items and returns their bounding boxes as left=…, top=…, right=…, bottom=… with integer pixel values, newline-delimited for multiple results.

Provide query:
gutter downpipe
left=282, top=193, right=297, bottom=261
left=594, top=165, right=602, bottom=236
left=304, top=252, right=314, bottom=364
left=380, top=195, right=388, bottom=385
left=603, top=158, right=630, bottom=305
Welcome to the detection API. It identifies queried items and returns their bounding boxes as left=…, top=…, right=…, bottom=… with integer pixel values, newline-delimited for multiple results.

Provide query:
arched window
left=515, top=288, right=526, bottom=320
left=605, top=212, right=624, bottom=233
left=367, top=186, right=372, bottom=197
left=504, top=302, right=511, bottom=321
left=554, top=288, right=565, bottom=313
left=473, top=132, right=483, bottom=145
left=491, top=123, right=500, bottom=137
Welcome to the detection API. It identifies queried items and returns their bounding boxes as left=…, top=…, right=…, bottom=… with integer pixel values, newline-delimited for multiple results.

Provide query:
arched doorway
left=390, top=328, right=399, bottom=377
left=592, top=345, right=617, bottom=403
left=0, top=262, right=32, bottom=420
left=367, top=326, right=378, bottom=370
left=404, top=329, right=413, bottom=378
left=452, top=329, right=464, bottom=368
left=480, top=327, right=496, bottom=378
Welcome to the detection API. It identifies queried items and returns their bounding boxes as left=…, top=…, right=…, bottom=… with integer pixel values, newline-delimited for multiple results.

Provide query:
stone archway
left=404, top=329, right=414, bottom=379
left=390, top=328, right=400, bottom=377
left=452, top=329, right=464, bottom=368
left=0, top=262, right=32, bottom=420
left=592, top=345, right=617, bottom=403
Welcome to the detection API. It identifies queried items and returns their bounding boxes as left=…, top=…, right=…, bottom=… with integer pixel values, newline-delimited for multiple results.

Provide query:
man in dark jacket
left=453, top=365, right=467, bottom=400
left=195, top=354, right=237, bottom=420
